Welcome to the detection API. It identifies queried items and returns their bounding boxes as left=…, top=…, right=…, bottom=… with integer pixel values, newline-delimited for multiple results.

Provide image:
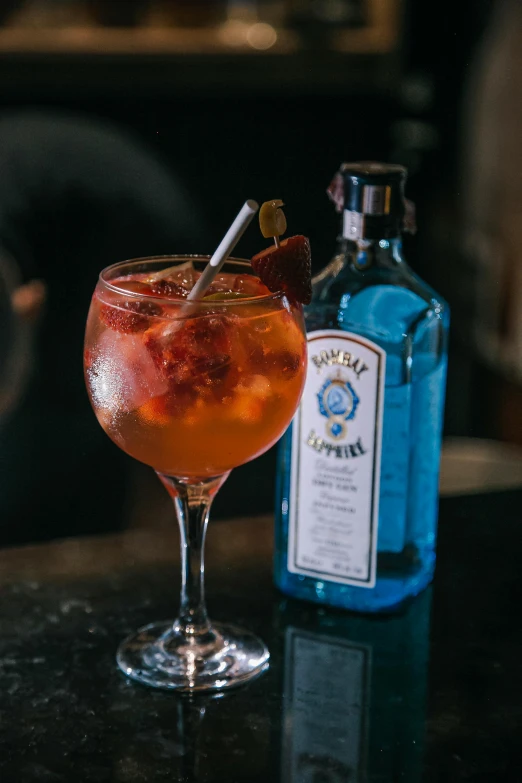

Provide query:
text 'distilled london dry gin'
left=275, top=163, right=449, bottom=612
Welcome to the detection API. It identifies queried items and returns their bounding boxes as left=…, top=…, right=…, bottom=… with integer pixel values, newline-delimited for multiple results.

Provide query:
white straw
left=187, top=199, right=259, bottom=301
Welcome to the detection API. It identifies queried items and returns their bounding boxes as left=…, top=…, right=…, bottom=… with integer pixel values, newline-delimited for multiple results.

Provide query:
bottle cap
left=328, top=162, right=411, bottom=240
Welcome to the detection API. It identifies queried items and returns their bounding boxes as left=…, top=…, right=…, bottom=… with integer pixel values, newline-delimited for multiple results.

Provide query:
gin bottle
left=274, top=162, right=449, bottom=612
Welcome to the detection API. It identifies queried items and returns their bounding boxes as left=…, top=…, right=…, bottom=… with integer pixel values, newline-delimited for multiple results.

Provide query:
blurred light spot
left=246, top=23, right=277, bottom=51
left=391, top=120, right=438, bottom=150
left=316, top=0, right=349, bottom=22
left=401, top=74, right=434, bottom=112
left=218, top=19, right=249, bottom=47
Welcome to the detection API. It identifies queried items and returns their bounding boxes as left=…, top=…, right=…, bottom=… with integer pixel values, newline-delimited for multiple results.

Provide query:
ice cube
left=148, top=261, right=199, bottom=298
left=267, top=350, right=302, bottom=380
left=87, top=329, right=168, bottom=415
left=228, top=374, right=272, bottom=423
left=252, top=316, right=272, bottom=334
left=236, top=374, right=272, bottom=399
left=205, top=273, right=266, bottom=297
left=149, top=279, right=189, bottom=299
left=205, top=274, right=236, bottom=296
left=232, top=275, right=267, bottom=296
left=145, top=313, right=235, bottom=384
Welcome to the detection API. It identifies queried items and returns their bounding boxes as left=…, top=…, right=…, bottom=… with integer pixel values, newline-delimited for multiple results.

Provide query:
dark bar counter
left=0, top=488, right=521, bottom=782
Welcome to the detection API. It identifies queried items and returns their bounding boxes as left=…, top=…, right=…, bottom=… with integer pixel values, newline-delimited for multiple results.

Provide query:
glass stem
left=158, top=473, right=228, bottom=640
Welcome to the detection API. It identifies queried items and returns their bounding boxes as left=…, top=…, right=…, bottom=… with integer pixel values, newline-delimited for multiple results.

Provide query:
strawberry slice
left=99, top=299, right=162, bottom=334
left=251, top=235, right=312, bottom=305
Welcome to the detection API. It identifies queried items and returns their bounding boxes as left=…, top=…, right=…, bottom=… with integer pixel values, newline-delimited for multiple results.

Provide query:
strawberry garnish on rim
left=251, top=200, right=312, bottom=305
left=251, top=235, right=312, bottom=305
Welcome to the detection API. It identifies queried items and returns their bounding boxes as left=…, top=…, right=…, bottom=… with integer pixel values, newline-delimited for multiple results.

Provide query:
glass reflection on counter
left=279, top=589, right=431, bottom=782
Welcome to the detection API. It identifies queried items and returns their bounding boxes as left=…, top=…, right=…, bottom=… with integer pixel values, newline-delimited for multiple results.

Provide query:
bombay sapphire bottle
left=274, top=162, right=449, bottom=612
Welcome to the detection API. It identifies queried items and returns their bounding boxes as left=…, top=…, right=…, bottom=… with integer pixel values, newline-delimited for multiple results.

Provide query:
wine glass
left=84, top=256, right=306, bottom=690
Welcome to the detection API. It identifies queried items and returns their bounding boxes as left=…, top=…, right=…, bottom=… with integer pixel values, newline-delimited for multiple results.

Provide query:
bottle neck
left=338, top=234, right=404, bottom=270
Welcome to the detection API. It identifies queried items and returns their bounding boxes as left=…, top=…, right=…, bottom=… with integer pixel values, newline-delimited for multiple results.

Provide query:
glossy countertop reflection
left=0, top=489, right=521, bottom=781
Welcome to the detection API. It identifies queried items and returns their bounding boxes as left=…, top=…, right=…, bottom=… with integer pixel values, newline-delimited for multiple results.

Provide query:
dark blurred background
left=0, top=0, right=520, bottom=547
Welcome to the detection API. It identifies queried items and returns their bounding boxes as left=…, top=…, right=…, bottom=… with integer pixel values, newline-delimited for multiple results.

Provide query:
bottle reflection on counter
left=284, top=629, right=370, bottom=782
left=279, top=588, right=431, bottom=782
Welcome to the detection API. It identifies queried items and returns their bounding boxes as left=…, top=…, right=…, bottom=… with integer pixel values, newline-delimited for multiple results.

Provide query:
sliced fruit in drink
left=251, top=234, right=312, bottom=305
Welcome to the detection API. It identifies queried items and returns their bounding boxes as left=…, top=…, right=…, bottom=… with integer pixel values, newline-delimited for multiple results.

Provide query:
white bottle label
left=283, top=627, right=370, bottom=783
left=288, top=330, right=385, bottom=587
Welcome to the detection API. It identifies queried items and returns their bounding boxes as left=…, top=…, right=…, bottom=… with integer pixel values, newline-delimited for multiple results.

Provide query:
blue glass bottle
left=275, top=163, right=449, bottom=612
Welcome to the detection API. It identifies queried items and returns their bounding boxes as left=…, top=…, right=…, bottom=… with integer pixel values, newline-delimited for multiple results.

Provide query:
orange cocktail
left=85, top=257, right=306, bottom=477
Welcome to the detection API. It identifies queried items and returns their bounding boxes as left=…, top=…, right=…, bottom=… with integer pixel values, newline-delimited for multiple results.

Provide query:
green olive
left=259, top=199, right=287, bottom=239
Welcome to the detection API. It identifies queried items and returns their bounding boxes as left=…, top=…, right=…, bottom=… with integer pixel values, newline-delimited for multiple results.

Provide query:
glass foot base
left=117, top=621, right=269, bottom=692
